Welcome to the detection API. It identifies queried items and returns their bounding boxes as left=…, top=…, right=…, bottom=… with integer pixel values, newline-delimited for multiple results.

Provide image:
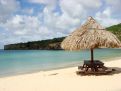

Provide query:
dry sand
left=0, top=59, right=121, bottom=91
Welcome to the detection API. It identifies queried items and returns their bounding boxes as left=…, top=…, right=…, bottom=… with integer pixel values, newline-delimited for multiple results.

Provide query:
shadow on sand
left=107, top=67, right=121, bottom=75
left=76, top=67, right=121, bottom=76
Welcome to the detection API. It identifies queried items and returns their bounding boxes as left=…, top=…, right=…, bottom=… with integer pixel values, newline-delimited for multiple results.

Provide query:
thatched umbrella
left=61, top=16, right=121, bottom=63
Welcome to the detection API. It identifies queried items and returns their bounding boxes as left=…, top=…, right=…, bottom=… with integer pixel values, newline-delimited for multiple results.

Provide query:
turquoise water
left=0, top=49, right=121, bottom=77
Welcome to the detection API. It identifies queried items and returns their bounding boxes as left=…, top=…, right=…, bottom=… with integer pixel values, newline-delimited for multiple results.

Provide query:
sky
left=0, top=0, right=121, bottom=49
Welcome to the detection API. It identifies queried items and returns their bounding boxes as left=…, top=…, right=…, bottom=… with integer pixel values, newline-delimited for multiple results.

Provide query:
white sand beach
left=0, top=59, right=121, bottom=91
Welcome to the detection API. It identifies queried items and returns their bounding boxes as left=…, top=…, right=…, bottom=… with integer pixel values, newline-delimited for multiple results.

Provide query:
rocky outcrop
left=48, top=42, right=62, bottom=50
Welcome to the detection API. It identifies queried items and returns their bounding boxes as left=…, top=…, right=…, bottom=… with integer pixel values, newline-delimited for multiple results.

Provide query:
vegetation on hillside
left=107, top=23, right=121, bottom=41
left=4, top=37, right=65, bottom=50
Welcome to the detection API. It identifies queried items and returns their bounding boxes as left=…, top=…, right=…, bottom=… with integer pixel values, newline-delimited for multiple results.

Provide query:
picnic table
left=81, top=60, right=104, bottom=72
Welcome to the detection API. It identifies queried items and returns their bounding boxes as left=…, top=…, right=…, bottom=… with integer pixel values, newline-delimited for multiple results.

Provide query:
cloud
left=0, top=15, right=40, bottom=45
left=60, top=0, right=102, bottom=18
left=0, top=14, right=65, bottom=45
left=95, top=7, right=121, bottom=27
left=105, top=0, right=121, bottom=18
left=28, top=0, right=57, bottom=11
left=1, top=15, right=41, bottom=35
left=28, top=0, right=50, bottom=4
left=40, top=0, right=102, bottom=34
left=22, top=8, right=34, bottom=15
left=0, top=0, right=20, bottom=22
left=42, top=7, right=80, bottom=34
left=106, top=0, right=121, bottom=12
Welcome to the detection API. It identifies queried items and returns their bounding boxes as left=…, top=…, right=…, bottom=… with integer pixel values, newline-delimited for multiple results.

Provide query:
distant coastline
left=4, top=37, right=65, bottom=50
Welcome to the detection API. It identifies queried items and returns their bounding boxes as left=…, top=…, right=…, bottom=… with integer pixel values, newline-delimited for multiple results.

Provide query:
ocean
left=0, top=49, right=121, bottom=77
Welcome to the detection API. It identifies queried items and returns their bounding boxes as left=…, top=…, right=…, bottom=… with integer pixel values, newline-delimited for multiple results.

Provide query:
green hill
left=4, top=37, right=65, bottom=50
left=107, top=23, right=121, bottom=40
left=4, top=23, right=121, bottom=50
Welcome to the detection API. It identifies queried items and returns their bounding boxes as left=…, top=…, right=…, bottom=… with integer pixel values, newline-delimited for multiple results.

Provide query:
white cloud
left=42, top=7, right=80, bottom=31
left=22, top=8, right=34, bottom=15
left=0, top=0, right=20, bottom=22
left=95, top=8, right=121, bottom=27
left=106, top=0, right=121, bottom=13
left=40, top=0, right=102, bottom=34
left=96, top=8, right=111, bottom=19
left=1, top=15, right=41, bottom=35
left=0, top=14, right=65, bottom=45
left=28, top=0, right=49, bottom=4
left=28, top=0, right=57, bottom=10
left=60, top=0, right=102, bottom=18
left=28, top=0, right=57, bottom=6
left=60, top=1, right=85, bottom=18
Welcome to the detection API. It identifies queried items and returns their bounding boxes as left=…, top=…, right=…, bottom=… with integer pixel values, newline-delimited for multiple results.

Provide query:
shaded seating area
left=61, top=16, right=121, bottom=75
left=77, top=60, right=113, bottom=75
left=80, top=60, right=104, bottom=71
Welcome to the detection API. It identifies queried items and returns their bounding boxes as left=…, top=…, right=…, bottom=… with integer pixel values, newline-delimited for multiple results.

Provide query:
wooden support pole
left=91, top=48, right=94, bottom=63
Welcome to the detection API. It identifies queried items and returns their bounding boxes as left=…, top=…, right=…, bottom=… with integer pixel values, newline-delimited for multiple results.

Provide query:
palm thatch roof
left=61, top=16, right=121, bottom=50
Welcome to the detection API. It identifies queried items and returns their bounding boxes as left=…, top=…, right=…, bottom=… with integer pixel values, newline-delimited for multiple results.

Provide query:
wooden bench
left=79, top=60, right=105, bottom=72
left=77, top=60, right=113, bottom=75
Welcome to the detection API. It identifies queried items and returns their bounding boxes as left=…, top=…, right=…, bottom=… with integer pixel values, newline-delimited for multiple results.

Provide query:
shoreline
left=1, top=56, right=121, bottom=78
left=0, top=58, right=121, bottom=91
